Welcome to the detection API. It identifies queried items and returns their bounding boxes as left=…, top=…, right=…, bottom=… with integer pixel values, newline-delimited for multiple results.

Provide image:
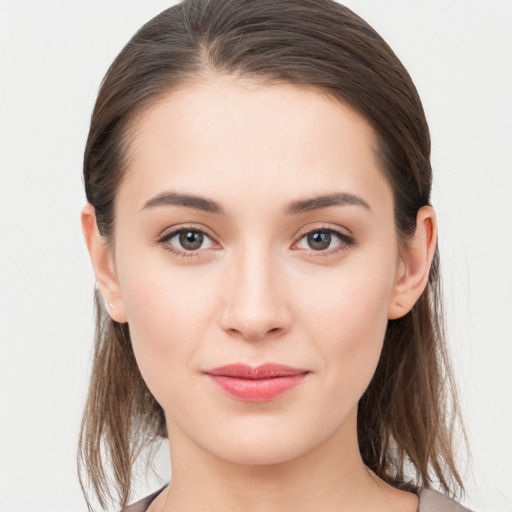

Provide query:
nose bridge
left=219, top=239, right=290, bottom=341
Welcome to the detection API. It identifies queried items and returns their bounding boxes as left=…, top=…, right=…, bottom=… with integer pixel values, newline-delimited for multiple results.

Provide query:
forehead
left=118, top=75, right=392, bottom=217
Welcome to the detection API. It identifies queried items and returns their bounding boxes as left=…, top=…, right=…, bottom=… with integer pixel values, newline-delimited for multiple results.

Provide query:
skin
left=82, top=75, right=437, bottom=512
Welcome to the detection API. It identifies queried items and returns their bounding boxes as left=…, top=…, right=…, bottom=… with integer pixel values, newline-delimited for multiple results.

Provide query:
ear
left=81, top=203, right=128, bottom=323
left=388, top=205, right=438, bottom=320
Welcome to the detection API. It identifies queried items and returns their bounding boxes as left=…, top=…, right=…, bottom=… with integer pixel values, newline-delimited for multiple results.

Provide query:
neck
left=153, top=409, right=418, bottom=512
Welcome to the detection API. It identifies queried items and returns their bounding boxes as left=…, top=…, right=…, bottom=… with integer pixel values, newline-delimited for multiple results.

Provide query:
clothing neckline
left=126, top=484, right=424, bottom=512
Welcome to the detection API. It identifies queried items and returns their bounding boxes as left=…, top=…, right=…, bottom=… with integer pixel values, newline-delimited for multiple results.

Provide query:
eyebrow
left=283, top=192, right=370, bottom=215
left=141, top=191, right=370, bottom=215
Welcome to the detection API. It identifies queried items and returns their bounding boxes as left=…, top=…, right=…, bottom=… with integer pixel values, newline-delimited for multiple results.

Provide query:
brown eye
left=158, top=227, right=215, bottom=256
left=295, top=228, right=355, bottom=254
left=306, top=231, right=332, bottom=251
left=179, top=230, right=204, bottom=250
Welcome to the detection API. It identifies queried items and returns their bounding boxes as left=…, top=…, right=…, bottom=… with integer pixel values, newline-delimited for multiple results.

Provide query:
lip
left=203, top=363, right=310, bottom=402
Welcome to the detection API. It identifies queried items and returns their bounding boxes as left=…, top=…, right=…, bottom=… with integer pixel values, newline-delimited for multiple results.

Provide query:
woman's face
left=107, top=76, right=405, bottom=465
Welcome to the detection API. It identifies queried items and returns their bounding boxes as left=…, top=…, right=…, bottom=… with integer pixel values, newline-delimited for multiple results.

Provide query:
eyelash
left=157, top=225, right=356, bottom=259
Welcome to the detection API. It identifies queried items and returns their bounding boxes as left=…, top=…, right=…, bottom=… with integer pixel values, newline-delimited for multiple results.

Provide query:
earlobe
left=388, top=205, right=437, bottom=320
left=81, top=204, right=128, bottom=323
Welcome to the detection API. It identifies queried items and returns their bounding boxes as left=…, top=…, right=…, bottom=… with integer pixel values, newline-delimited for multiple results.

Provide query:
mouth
left=203, top=363, right=310, bottom=402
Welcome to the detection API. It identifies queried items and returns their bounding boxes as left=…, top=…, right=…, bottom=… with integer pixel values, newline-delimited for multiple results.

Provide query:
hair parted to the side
left=79, top=0, right=467, bottom=509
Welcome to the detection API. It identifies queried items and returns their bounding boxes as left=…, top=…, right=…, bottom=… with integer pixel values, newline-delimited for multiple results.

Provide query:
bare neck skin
left=150, top=408, right=418, bottom=512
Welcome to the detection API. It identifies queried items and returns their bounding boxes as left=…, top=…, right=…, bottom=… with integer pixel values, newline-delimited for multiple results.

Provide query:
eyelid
left=157, top=224, right=216, bottom=242
left=294, top=223, right=354, bottom=241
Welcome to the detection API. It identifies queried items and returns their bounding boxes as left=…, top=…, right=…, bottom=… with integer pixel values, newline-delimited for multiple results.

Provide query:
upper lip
left=204, top=363, right=309, bottom=379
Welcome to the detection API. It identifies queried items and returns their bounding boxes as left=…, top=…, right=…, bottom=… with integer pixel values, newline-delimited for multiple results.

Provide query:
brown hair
left=79, top=0, right=467, bottom=509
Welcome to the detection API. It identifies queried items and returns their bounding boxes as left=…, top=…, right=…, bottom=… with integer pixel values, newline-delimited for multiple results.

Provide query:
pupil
left=180, top=231, right=203, bottom=250
left=309, top=231, right=331, bottom=250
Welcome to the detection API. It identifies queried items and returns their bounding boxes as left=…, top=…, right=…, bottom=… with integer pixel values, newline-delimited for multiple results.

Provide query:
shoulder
left=120, top=486, right=166, bottom=512
left=419, top=488, right=473, bottom=512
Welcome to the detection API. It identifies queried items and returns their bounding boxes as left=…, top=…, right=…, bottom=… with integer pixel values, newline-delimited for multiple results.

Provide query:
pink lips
left=204, top=363, right=309, bottom=402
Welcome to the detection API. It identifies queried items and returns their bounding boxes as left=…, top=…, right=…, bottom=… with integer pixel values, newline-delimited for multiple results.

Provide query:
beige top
left=121, top=487, right=473, bottom=512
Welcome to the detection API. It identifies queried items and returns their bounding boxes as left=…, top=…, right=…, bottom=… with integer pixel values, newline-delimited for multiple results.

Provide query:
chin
left=210, top=441, right=306, bottom=467
left=197, top=421, right=326, bottom=467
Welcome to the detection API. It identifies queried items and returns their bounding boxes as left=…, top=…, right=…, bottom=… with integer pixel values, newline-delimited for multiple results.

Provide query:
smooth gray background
left=0, top=1, right=511, bottom=511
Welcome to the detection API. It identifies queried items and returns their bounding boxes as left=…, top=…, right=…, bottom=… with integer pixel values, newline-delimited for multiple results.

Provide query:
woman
left=79, top=1, right=470, bottom=510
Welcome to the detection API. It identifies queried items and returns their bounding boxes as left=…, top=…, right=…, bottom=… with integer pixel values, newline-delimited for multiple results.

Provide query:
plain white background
left=0, top=1, right=511, bottom=511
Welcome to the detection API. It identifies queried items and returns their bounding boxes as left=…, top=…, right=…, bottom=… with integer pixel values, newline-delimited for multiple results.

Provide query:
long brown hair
left=79, top=0, right=467, bottom=509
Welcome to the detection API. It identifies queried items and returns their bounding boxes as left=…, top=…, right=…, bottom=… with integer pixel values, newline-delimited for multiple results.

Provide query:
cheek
left=297, top=257, right=395, bottom=398
left=117, top=260, right=219, bottom=406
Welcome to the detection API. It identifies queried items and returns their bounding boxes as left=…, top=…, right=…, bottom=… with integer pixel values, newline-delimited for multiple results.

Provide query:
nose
left=219, top=245, right=292, bottom=342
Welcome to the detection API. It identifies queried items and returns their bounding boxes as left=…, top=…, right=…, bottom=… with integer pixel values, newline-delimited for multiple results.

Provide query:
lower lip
left=207, top=374, right=308, bottom=402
